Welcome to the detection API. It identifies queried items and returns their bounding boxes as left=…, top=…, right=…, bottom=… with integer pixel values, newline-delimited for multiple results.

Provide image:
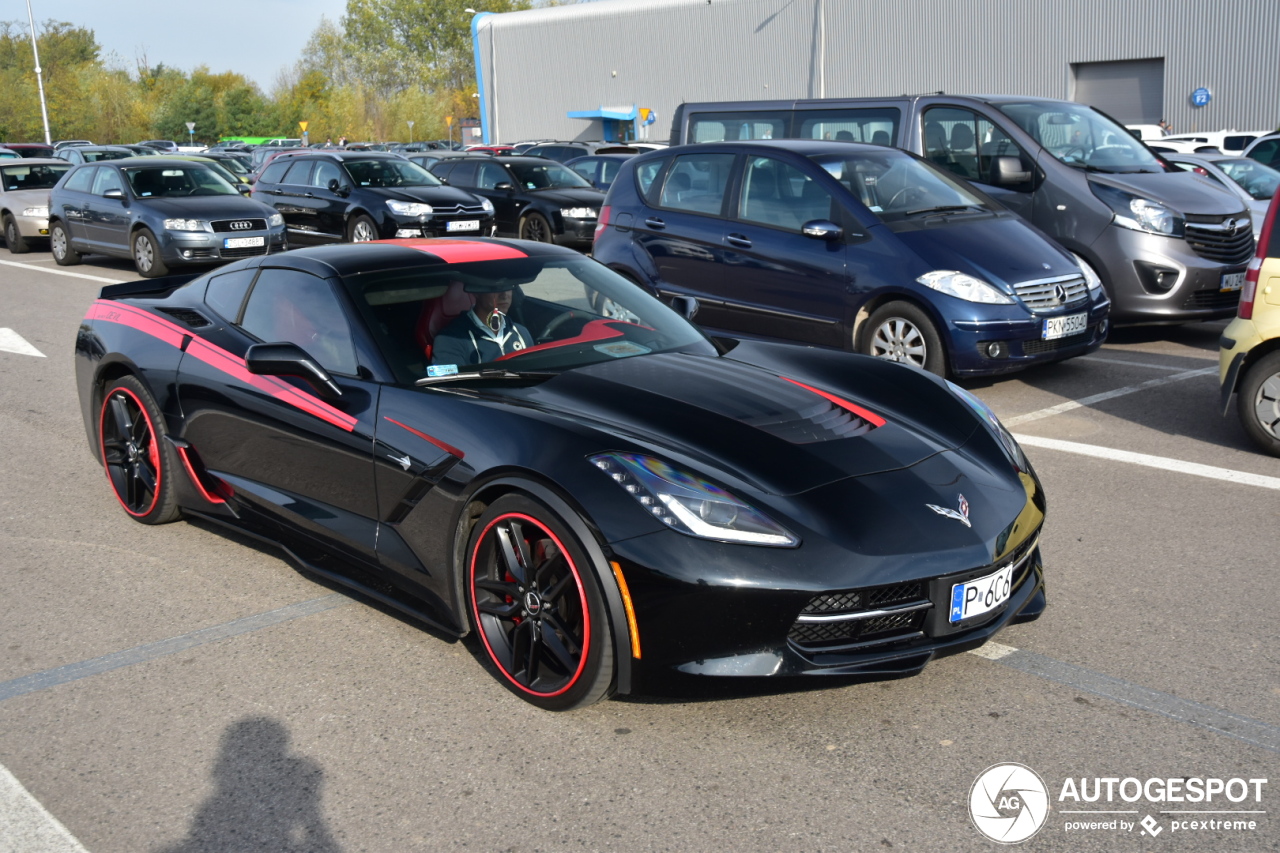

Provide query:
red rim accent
left=469, top=512, right=591, bottom=697
left=781, top=377, right=887, bottom=428
left=383, top=416, right=464, bottom=459
left=98, top=386, right=161, bottom=518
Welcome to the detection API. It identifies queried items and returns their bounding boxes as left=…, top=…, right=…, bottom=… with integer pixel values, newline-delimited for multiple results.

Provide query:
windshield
left=344, top=254, right=715, bottom=384
left=808, top=149, right=991, bottom=222
left=345, top=158, right=441, bottom=188
left=1, top=163, right=69, bottom=191
left=997, top=102, right=1165, bottom=173
left=123, top=165, right=238, bottom=197
left=211, top=156, right=249, bottom=176
left=507, top=161, right=593, bottom=190
left=1214, top=158, right=1279, bottom=200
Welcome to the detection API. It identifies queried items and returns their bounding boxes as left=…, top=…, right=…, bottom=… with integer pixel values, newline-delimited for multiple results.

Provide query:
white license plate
left=1221, top=271, right=1245, bottom=292
left=223, top=236, right=264, bottom=249
left=446, top=220, right=480, bottom=232
left=949, top=564, right=1015, bottom=624
left=1041, top=311, right=1088, bottom=340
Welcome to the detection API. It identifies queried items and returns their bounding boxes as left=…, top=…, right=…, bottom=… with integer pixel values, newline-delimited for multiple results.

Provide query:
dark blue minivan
left=592, top=140, right=1110, bottom=377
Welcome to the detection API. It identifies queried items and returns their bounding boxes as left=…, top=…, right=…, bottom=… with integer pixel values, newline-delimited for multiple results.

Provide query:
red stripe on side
left=781, top=377, right=887, bottom=428
left=87, top=300, right=188, bottom=350
left=373, top=238, right=528, bottom=263
left=383, top=416, right=464, bottom=459
left=175, top=446, right=226, bottom=505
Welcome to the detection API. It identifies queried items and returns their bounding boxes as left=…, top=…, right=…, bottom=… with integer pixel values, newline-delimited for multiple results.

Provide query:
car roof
left=635, top=139, right=901, bottom=157
left=242, top=238, right=582, bottom=279
left=2, top=157, right=67, bottom=167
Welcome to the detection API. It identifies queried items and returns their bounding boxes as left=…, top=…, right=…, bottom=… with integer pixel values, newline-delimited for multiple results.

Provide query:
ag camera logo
left=969, top=763, right=1050, bottom=843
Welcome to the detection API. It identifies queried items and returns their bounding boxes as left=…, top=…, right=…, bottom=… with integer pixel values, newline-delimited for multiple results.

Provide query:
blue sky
left=31, top=0, right=350, bottom=91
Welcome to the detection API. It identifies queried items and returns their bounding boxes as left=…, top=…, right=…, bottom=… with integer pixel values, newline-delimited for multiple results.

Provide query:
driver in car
left=431, top=287, right=533, bottom=366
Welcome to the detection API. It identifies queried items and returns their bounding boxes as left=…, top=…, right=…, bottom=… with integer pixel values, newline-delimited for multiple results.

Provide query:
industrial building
left=469, top=0, right=1279, bottom=145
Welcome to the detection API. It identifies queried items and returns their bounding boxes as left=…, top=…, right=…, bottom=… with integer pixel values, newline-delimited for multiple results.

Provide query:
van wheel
left=862, top=301, right=947, bottom=376
left=51, top=221, right=81, bottom=265
left=1238, top=351, right=1280, bottom=457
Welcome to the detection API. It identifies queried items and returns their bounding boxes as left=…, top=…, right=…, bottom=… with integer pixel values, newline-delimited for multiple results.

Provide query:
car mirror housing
left=993, top=156, right=1031, bottom=186
left=103, top=188, right=125, bottom=200
left=245, top=342, right=342, bottom=399
left=495, top=181, right=515, bottom=192
left=670, top=295, right=700, bottom=320
left=328, top=179, right=351, bottom=197
left=801, top=219, right=843, bottom=240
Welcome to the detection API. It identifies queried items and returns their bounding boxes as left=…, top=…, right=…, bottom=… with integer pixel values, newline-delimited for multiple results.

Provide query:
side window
left=687, top=112, right=787, bottom=143
left=570, top=160, right=597, bottom=183
left=312, top=161, right=344, bottom=189
left=281, top=160, right=313, bottom=184
left=239, top=268, right=358, bottom=375
left=738, top=156, right=835, bottom=231
left=476, top=162, right=509, bottom=189
left=204, top=268, right=257, bottom=323
left=797, top=108, right=901, bottom=145
left=922, top=107, right=981, bottom=181
left=64, top=166, right=95, bottom=193
left=599, top=160, right=622, bottom=186
left=429, top=161, right=456, bottom=181
left=448, top=161, right=479, bottom=186
left=635, top=159, right=664, bottom=201
left=658, top=153, right=735, bottom=215
left=258, top=161, right=291, bottom=185
left=91, top=167, right=124, bottom=196
left=1250, top=139, right=1279, bottom=167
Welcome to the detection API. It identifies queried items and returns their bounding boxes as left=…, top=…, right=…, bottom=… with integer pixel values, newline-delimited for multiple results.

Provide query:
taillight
left=1241, top=198, right=1277, bottom=320
left=594, top=205, right=611, bottom=242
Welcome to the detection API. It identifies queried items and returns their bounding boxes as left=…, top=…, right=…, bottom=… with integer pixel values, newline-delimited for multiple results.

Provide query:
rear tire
left=465, top=493, right=614, bottom=710
left=132, top=228, right=169, bottom=278
left=50, top=221, right=80, bottom=265
left=1237, top=350, right=1280, bottom=457
left=98, top=376, right=182, bottom=524
left=862, top=301, right=947, bottom=376
left=4, top=215, right=30, bottom=253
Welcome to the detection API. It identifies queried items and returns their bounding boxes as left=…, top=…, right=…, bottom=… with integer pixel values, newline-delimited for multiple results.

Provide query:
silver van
left=672, top=95, right=1253, bottom=324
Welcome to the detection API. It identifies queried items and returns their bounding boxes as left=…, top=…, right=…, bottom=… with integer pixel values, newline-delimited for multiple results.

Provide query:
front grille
left=1021, top=329, right=1093, bottom=355
left=433, top=204, right=490, bottom=216
left=211, top=218, right=267, bottom=233
left=1184, top=221, right=1255, bottom=265
left=221, top=244, right=270, bottom=259
left=1182, top=289, right=1241, bottom=311
left=1013, top=274, right=1089, bottom=311
left=789, top=580, right=929, bottom=651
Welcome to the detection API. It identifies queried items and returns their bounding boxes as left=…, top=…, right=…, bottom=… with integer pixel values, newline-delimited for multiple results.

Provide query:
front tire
left=862, top=301, right=947, bottom=376
left=132, top=228, right=169, bottom=278
left=1237, top=351, right=1280, bottom=457
left=519, top=212, right=554, bottom=243
left=466, top=494, right=614, bottom=710
left=347, top=214, right=378, bottom=243
left=4, top=215, right=30, bottom=253
left=50, top=221, right=81, bottom=265
left=98, top=376, right=181, bottom=524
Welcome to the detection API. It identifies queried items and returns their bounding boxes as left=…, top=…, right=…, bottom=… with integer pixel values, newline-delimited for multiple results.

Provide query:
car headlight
left=268, top=213, right=284, bottom=227
left=22, top=206, right=48, bottom=218
left=480, top=198, right=495, bottom=214
left=561, top=207, right=598, bottom=219
left=387, top=200, right=432, bottom=217
left=946, top=381, right=1027, bottom=472
left=163, top=218, right=207, bottom=232
left=916, top=270, right=1014, bottom=304
left=589, top=452, right=799, bottom=547
left=1071, top=252, right=1104, bottom=295
left=1090, top=182, right=1184, bottom=237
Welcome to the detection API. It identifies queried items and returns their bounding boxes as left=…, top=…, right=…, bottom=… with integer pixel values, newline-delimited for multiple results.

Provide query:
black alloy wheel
left=4, top=215, right=30, bottom=253
left=132, top=228, right=170, bottom=278
left=98, top=376, right=180, bottom=523
left=863, top=300, right=947, bottom=377
left=519, top=212, right=554, bottom=243
left=50, top=221, right=80, bottom=265
left=1238, top=350, right=1280, bottom=457
left=467, top=494, right=613, bottom=710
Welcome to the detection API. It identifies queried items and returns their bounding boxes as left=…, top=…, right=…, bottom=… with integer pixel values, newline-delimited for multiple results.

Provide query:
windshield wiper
left=1062, top=161, right=1107, bottom=173
left=904, top=204, right=984, bottom=217
left=415, top=368, right=558, bottom=386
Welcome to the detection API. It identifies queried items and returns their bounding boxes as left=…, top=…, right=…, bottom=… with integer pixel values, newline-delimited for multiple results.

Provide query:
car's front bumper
left=159, top=228, right=287, bottom=264
left=554, top=216, right=597, bottom=248
left=1219, top=317, right=1262, bottom=414
left=947, top=295, right=1111, bottom=376
left=14, top=211, right=50, bottom=240
left=390, top=213, right=497, bottom=240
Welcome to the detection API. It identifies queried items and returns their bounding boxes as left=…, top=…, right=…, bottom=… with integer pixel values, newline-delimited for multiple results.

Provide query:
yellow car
left=1220, top=196, right=1280, bottom=456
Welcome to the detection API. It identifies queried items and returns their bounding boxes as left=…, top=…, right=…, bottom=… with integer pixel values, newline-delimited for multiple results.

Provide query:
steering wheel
left=1056, top=145, right=1087, bottom=160
left=537, top=310, right=579, bottom=342
left=885, top=186, right=927, bottom=209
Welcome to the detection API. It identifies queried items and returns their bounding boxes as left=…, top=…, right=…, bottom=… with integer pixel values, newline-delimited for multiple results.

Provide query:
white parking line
left=0, top=260, right=123, bottom=284
left=1003, top=367, right=1215, bottom=426
left=1079, top=355, right=1189, bottom=371
left=0, top=329, right=45, bottom=358
left=0, top=764, right=89, bottom=853
left=1014, top=434, right=1280, bottom=490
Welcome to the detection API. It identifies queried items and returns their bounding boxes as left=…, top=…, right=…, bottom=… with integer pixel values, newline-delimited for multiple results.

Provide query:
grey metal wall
left=474, top=0, right=1280, bottom=143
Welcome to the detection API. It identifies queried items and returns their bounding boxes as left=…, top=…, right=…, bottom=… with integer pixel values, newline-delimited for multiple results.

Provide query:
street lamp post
left=23, top=0, right=52, bottom=145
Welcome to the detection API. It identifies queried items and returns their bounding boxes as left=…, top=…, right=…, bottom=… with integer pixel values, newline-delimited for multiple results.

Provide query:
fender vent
left=157, top=307, right=212, bottom=328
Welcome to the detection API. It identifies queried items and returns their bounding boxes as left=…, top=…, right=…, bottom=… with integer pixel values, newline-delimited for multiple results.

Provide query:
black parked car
left=429, top=155, right=605, bottom=247
left=49, top=158, right=286, bottom=277
left=75, top=238, right=1046, bottom=710
left=251, top=151, right=495, bottom=243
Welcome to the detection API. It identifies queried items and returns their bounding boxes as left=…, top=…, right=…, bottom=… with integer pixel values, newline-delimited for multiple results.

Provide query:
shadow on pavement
left=154, top=717, right=342, bottom=853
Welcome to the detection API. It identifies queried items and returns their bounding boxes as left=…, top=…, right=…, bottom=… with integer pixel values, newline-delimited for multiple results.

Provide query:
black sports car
left=74, top=238, right=1046, bottom=710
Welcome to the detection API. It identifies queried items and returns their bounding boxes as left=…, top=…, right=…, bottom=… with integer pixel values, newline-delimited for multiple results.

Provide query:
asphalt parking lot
left=1, top=248, right=1277, bottom=852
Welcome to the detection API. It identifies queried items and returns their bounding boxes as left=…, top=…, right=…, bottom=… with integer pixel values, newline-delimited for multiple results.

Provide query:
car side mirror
left=237, top=184, right=252, bottom=195
left=103, top=188, right=125, bottom=200
left=669, top=295, right=699, bottom=321
left=495, top=181, right=514, bottom=192
left=801, top=219, right=843, bottom=240
left=328, top=179, right=350, bottom=197
left=245, top=342, right=342, bottom=399
left=993, top=156, right=1031, bottom=186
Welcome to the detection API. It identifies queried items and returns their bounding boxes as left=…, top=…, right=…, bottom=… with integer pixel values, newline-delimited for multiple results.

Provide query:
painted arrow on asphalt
left=0, top=328, right=46, bottom=357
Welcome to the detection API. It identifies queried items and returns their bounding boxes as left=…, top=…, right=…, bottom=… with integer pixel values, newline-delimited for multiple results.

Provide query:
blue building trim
left=471, top=12, right=494, bottom=145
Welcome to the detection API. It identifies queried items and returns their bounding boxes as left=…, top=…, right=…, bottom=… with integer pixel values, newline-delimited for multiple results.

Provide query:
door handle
left=644, top=217, right=665, bottom=230
left=726, top=233, right=752, bottom=249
